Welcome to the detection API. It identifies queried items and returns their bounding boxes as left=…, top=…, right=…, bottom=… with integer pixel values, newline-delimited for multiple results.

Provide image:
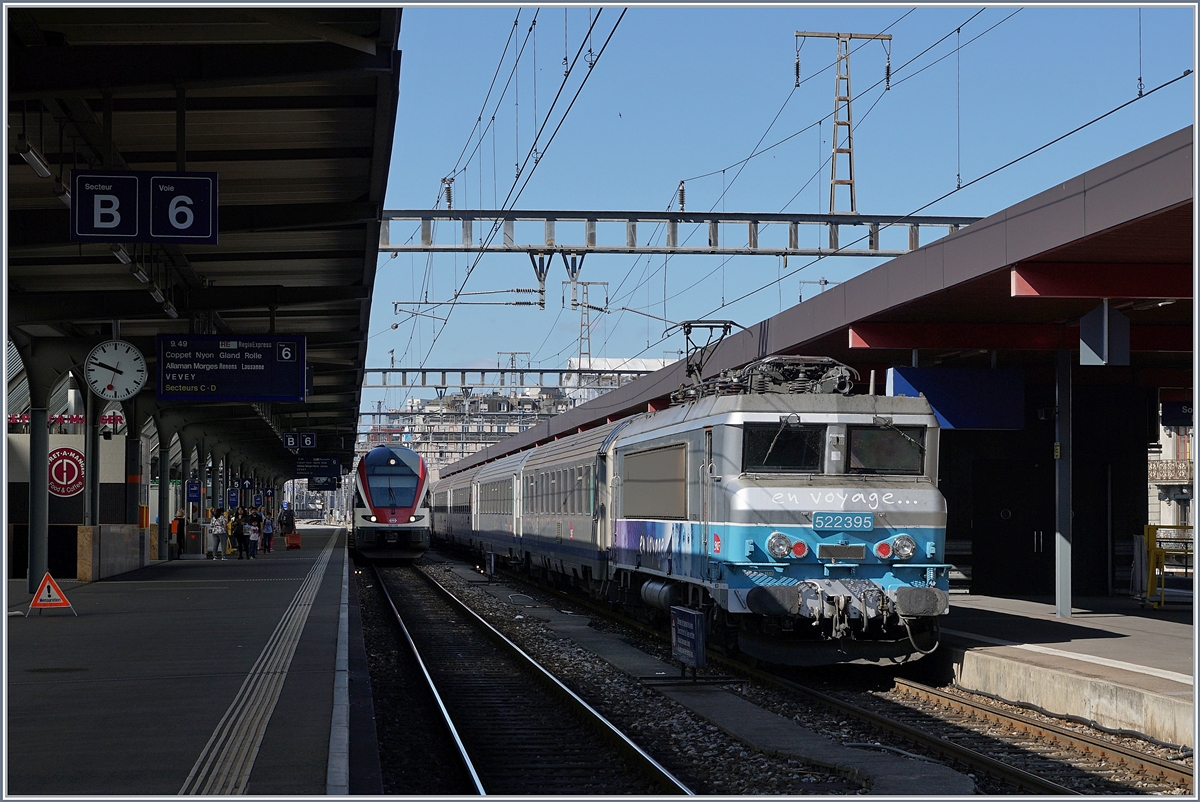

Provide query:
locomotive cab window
left=847, top=425, right=925, bottom=474
left=742, top=422, right=825, bottom=473
left=363, top=448, right=420, bottom=507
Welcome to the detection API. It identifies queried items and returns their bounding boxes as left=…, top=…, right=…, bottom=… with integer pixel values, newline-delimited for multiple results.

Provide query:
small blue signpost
left=670, top=606, right=707, bottom=677
left=227, top=487, right=238, bottom=508
left=186, top=480, right=201, bottom=504
left=253, top=494, right=263, bottom=507
left=264, top=488, right=275, bottom=499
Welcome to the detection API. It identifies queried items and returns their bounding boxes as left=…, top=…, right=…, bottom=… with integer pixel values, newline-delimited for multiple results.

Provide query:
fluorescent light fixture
left=54, top=180, right=71, bottom=208
left=129, top=264, right=150, bottom=284
left=111, top=244, right=132, bottom=265
left=162, top=300, right=179, bottom=319
left=16, top=134, right=52, bottom=179
left=148, top=284, right=165, bottom=303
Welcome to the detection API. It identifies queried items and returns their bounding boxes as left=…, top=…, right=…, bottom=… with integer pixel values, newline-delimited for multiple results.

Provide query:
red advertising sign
left=48, top=447, right=86, bottom=497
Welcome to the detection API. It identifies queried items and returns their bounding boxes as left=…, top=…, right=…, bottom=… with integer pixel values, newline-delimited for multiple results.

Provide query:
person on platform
left=261, top=509, right=275, bottom=553
left=232, top=507, right=249, bottom=559
left=171, top=508, right=186, bottom=555
left=246, top=509, right=260, bottom=559
left=209, top=508, right=228, bottom=561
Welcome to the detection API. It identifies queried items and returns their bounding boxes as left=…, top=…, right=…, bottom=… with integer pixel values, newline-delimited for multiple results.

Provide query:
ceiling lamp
left=15, top=134, right=52, bottom=179
left=111, top=244, right=132, bottom=265
left=148, top=284, right=166, bottom=304
left=54, top=179, right=71, bottom=208
left=129, top=265, right=150, bottom=284
left=162, top=300, right=179, bottom=319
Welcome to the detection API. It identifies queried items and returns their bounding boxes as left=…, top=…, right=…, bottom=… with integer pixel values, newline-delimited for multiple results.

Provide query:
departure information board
left=157, top=335, right=306, bottom=402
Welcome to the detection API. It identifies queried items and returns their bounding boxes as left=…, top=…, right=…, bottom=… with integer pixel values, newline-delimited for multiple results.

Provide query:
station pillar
left=1054, top=348, right=1073, bottom=618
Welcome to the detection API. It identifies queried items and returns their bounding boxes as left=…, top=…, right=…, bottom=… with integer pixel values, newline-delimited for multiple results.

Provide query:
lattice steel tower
left=796, top=30, right=891, bottom=218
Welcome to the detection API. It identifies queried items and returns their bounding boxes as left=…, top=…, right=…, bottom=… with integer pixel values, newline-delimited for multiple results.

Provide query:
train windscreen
left=742, top=423, right=825, bottom=472
left=368, top=467, right=419, bottom=508
left=847, top=426, right=924, bottom=474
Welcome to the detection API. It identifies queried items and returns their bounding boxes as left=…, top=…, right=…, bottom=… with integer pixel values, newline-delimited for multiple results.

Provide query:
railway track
left=460, top=549, right=1192, bottom=795
left=371, top=563, right=693, bottom=795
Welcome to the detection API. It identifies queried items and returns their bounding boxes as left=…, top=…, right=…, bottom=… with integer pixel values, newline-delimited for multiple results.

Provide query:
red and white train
left=350, top=444, right=431, bottom=561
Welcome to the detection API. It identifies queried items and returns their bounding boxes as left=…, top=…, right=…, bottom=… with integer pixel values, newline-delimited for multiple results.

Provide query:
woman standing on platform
left=209, top=508, right=228, bottom=561
left=232, top=507, right=249, bottom=559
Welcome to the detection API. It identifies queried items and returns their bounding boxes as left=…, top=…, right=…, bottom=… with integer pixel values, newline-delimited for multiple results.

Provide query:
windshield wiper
left=762, top=413, right=802, bottom=464
left=872, top=416, right=926, bottom=455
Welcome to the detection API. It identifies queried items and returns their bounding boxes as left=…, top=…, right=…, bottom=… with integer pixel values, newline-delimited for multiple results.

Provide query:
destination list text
left=162, top=341, right=273, bottom=393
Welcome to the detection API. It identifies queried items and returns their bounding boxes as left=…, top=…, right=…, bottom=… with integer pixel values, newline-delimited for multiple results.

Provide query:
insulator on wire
left=442, top=177, right=454, bottom=210
left=795, top=56, right=801, bottom=87
left=885, top=58, right=891, bottom=90
left=678, top=181, right=686, bottom=212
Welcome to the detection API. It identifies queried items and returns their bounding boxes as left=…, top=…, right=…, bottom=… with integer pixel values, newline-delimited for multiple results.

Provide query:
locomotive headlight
left=369, top=515, right=377, bottom=523
left=409, top=515, right=417, bottom=523
left=766, top=531, right=792, bottom=559
left=892, top=535, right=917, bottom=560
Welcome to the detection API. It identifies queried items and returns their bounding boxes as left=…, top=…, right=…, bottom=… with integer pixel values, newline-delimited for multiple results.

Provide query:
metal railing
left=1142, top=525, right=1193, bottom=609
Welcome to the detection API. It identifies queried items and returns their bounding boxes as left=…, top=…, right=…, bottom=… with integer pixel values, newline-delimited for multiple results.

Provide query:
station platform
left=5, top=525, right=366, bottom=796
left=939, top=593, right=1194, bottom=749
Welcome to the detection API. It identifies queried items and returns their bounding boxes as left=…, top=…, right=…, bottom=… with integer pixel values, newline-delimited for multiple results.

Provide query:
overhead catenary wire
left=593, top=68, right=1193, bottom=375
left=396, top=9, right=624, bottom=403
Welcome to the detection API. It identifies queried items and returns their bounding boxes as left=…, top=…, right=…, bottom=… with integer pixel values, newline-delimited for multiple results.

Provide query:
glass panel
left=742, top=423, right=825, bottom=472
left=847, top=426, right=925, bottom=474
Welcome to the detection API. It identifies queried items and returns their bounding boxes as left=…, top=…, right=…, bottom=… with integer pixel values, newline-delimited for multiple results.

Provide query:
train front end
left=717, top=394, right=949, bottom=665
left=352, top=444, right=431, bottom=561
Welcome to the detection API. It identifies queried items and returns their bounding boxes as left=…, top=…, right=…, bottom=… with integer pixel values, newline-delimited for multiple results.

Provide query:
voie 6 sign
left=71, top=169, right=218, bottom=245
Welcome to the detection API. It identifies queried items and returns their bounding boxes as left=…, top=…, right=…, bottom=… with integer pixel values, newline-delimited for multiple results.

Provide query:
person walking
left=261, top=509, right=275, bottom=553
left=170, top=508, right=186, bottom=557
left=209, top=507, right=228, bottom=561
left=232, top=508, right=249, bottom=559
left=247, top=507, right=262, bottom=559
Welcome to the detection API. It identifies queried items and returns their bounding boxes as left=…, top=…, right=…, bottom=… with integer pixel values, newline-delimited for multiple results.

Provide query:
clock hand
left=90, top=360, right=124, bottom=375
left=107, top=361, right=121, bottom=391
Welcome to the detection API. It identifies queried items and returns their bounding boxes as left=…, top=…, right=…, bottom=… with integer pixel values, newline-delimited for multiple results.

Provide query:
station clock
left=84, top=340, right=147, bottom=401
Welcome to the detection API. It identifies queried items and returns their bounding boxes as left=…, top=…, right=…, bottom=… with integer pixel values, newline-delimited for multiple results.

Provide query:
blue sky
left=363, top=4, right=1196, bottom=414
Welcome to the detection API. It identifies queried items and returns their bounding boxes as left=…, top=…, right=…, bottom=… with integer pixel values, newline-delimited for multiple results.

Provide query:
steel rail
left=370, top=564, right=485, bottom=795
left=894, top=678, right=1193, bottom=791
left=479, top=556, right=1079, bottom=794
left=410, top=564, right=695, bottom=795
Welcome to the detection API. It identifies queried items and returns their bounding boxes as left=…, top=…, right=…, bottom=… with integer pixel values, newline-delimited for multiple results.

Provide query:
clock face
left=85, top=340, right=147, bottom=401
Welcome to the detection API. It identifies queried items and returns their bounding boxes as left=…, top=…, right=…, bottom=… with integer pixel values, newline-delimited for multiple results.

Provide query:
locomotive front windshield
left=367, top=465, right=419, bottom=508
left=848, top=426, right=925, bottom=474
left=742, top=423, right=825, bottom=472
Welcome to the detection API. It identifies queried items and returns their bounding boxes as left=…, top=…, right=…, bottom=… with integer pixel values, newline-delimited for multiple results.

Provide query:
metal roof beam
left=1011, top=262, right=1193, bottom=299
left=9, top=286, right=368, bottom=325
left=848, top=322, right=1193, bottom=352
left=10, top=42, right=394, bottom=97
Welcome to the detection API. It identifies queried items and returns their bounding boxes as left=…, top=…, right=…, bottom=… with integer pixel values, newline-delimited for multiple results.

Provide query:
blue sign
left=300, top=432, right=317, bottom=449
left=264, top=488, right=274, bottom=499
left=227, top=487, right=239, bottom=508
left=253, top=494, right=263, bottom=507
left=670, top=607, right=707, bottom=669
left=186, top=480, right=201, bottom=504
left=157, top=335, right=306, bottom=403
left=283, top=432, right=299, bottom=449
left=295, top=456, right=341, bottom=478
left=241, top=478, right=253, bottom=490
left=282, top=501, right=290, bottom=510
left=1162, top=401, right=1193, bottom=427
left=71, top=170, right=218, bottom=244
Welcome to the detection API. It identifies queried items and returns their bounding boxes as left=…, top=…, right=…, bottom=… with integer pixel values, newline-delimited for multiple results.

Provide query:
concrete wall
left=947, top=643, right=1193, bottom=748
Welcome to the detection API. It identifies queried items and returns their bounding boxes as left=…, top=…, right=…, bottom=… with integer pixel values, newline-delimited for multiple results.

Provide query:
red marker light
left=874, top=540, right=892, bottom=559
left=792, top=541, right=808, bottom=558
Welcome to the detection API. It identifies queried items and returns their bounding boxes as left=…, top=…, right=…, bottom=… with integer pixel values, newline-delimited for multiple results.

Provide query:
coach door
left=513, top=472, right=522, bottom=542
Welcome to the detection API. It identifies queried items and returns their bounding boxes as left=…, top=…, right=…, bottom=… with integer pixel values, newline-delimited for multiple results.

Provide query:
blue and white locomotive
left=351, top=444, right=432, bottom=561
left=431, top=356, right=950, bottom=665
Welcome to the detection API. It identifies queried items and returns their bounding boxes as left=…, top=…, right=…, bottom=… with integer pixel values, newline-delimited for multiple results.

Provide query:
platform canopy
left=7, top=7, right=401, bottom=471
left=446, top=126, right=1193, bottom=474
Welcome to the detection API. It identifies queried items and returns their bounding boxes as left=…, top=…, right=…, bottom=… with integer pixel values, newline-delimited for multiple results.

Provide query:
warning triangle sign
left=27, top=573, right=77, bottom=616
